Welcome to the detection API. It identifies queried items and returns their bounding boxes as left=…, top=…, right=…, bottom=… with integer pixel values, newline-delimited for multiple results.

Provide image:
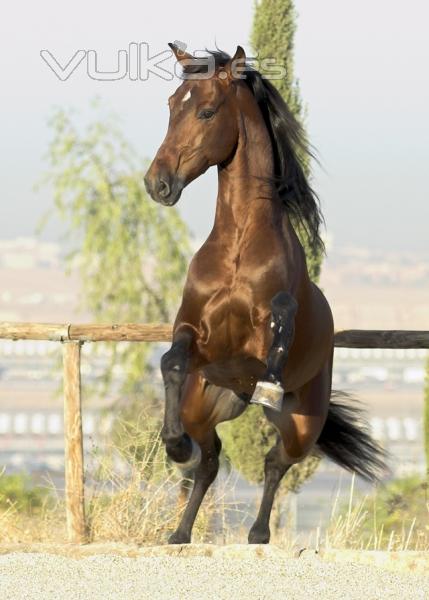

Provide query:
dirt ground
left=0, top=544, right=428, bottom=600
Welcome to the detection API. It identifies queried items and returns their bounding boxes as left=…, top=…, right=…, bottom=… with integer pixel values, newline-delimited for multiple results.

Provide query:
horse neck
left=212, top=102, right=281, bottom=235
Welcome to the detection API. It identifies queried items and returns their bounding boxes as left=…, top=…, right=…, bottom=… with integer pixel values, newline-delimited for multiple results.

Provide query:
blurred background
left=0, top=0, right=428, bottom=546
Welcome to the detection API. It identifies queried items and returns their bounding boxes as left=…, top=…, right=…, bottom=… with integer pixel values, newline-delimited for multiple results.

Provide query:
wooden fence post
left=62, top=340, right=86, bottom=543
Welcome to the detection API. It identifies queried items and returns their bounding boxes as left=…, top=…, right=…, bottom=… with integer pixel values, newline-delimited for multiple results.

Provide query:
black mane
left=183, top=49, right=324, bottom=255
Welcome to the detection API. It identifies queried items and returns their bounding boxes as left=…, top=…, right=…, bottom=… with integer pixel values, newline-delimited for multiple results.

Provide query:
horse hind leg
left=249, top=357, right=333, bottom=544
left=251, top=291, right=297, bottom=412
left=248, top=437, right=292, bottom=544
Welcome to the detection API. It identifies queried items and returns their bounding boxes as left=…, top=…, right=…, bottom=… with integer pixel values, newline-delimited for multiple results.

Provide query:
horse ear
left=223, top=46, right=247, bottom=80
left=168, top=42, right=194, bottom=65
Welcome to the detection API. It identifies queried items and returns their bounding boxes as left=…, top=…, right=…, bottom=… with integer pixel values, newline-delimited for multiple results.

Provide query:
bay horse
left=144, top=44, right=385, bottom=544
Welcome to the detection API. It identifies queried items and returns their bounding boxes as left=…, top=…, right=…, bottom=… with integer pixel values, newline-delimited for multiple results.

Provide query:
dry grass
left=0, top=418, right=247, bottom=546
left=324, top=474, right=429, bottom=552
left=0, top=491, right=66, bottom=544
left=84, top=414, right=252, bottom=545
left=1, top=418, right=428, bottom=551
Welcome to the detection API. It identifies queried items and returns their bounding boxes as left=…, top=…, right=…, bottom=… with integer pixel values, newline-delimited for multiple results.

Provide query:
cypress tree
left=252, top=0, right=302, bottom=121
left=252, top=0, right=322, bottom=281
left=220, top=0, right=321, bottom=500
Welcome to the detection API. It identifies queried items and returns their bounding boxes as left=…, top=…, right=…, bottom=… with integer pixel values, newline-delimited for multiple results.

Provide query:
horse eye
left=198, top=109, right=215, bottom=120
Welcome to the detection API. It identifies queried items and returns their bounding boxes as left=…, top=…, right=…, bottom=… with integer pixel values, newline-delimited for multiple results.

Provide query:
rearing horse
left=145, top=44, right=385, bottom=544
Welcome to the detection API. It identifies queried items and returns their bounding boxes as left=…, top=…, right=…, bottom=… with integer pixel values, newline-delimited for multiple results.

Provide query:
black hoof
left=248, top=525, right=270, bottom=544
left=165, top=433, right=193, bottom=464
left=168, top=530, right=191, bottom=544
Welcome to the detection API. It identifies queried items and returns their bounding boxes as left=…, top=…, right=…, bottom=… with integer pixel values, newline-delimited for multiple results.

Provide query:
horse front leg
left=251, top=291, right=297, bottom=412
left=160, top=330, right=195, bottom=464
left=169, top=430, right=221, bottom=544
left=168, top=376, right=247, bottom=544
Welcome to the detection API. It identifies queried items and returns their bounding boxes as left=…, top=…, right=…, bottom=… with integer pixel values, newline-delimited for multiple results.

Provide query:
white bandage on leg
left=250, top=380, right=284, bottom=412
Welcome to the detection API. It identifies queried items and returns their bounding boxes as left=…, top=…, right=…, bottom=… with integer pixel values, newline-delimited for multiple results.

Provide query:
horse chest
left=187, top=243, right=271, bottom=343
left=190, top=282, right=268, bottom=371
left=200, top=285, right=252, bottom=334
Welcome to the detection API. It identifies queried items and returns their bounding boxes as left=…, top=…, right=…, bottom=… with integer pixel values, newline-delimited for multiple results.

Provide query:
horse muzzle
left=144, top=169, right=184, bottom=207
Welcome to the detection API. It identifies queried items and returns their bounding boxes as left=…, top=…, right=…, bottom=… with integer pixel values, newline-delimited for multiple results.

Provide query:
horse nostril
left=157, top=178, right=171, bottom=198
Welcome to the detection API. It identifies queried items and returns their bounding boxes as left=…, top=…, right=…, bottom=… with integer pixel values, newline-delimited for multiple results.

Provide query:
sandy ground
left=0, top=548, right=428, bottom=600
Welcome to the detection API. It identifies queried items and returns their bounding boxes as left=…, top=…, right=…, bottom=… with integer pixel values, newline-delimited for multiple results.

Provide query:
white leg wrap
left=250, top=380, right=284, bottom=412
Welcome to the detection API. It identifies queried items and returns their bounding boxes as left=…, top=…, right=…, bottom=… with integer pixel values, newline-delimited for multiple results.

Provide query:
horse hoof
left=168, top=530, right=191, bottom=544
left=248, top=529, right=270, bottom=544
left=250, top=381, right=284, bottom=412
left=165, top=433, right=193, bottom=464
left=176, top=439, right=201, bottom=472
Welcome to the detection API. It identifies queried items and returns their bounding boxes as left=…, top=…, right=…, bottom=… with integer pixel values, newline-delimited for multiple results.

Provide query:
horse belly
left=201, top=355, right=265, bottom=397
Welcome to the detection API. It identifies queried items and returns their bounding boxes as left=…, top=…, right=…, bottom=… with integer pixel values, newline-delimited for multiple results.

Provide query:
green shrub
left=363, top=475, right=428, bottom=538
left=219, top=406, right=320, bottom=493
left=329, top=474, right=429, bottom=550
left=0, top=472, right=50, bottom=513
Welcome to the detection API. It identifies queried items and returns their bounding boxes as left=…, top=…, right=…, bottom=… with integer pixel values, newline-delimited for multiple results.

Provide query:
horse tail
left=316, top=392, right=388, bottom=483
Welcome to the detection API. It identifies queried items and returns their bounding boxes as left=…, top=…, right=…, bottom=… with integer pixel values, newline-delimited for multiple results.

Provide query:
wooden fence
left=0, top=321, right=428, bottom=544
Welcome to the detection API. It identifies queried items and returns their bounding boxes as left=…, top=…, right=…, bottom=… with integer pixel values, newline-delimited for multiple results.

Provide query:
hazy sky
left=1, top=0, right=428, bottom=255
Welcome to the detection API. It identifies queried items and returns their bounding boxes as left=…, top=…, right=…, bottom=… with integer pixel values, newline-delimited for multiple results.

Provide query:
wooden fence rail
left=0, top=322, right=173, bottom=343
left=1, top=322, right=429, bottom=348
left=1, top=321, right=428, bottom=544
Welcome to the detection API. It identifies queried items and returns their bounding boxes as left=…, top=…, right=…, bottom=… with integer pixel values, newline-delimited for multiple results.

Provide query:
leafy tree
left=252, top=0, right=323, bottom=281
left=41, top=104, right=191, bottom=396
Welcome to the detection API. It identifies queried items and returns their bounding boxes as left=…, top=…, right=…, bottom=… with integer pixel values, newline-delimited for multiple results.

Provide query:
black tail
left=317, top=393, right=388, bottom=483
